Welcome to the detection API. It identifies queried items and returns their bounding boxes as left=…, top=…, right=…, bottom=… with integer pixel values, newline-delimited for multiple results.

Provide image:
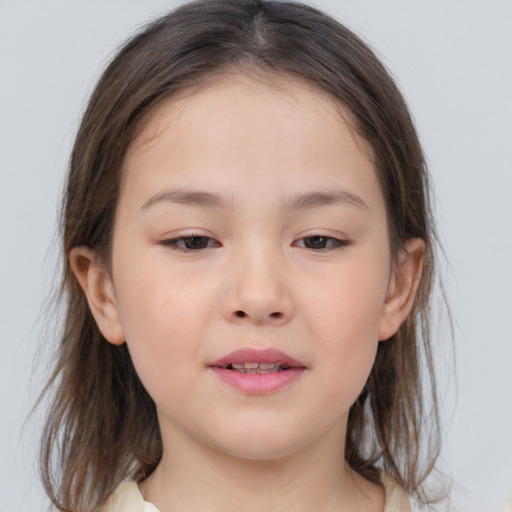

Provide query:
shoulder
left=100, top=480, right=161, bottom=512
left=101, top=475, right=409, bottom=512
left=381, top=473, right=412, bottom=512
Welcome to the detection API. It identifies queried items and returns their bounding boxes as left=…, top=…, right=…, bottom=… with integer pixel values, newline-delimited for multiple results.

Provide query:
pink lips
left=209, top=348, right=306, bottom=394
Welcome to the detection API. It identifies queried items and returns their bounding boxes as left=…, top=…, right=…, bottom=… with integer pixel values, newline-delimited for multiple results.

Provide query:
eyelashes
left=292, top=235, right=352, bottom=250
left=160, top=234, right=352, bottom=253
left=160, top=235, right=221, bottom=251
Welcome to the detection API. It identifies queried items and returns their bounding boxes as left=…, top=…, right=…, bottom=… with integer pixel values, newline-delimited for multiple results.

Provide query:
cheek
left=300, top=257, right=389, bottom=401
left=112, top=258, right=215, bottom=391
left=114, top=247, right=213, bottom=331
left=305, top=257, right=388, bottom=340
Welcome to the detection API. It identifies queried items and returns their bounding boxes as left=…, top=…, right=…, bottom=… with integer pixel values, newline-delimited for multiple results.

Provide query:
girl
left=40, top=1, right=442, bottom=510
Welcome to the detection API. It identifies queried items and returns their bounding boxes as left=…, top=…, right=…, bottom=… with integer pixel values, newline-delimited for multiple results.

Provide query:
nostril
left=233, top=310, right=285, bottom=320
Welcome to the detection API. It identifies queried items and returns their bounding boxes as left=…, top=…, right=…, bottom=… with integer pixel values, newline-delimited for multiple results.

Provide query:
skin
left=71, top=74, right=424, bottom=512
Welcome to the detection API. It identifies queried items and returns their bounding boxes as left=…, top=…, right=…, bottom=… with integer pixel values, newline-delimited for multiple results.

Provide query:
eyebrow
left=281, top=190, right=369, bottom=212
left=141, top=188, right=368, bottom=212
left=141, top=188, right=233, bottom=210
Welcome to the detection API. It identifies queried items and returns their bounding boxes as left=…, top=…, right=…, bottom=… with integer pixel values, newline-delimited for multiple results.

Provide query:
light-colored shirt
left=101, top=472, right=411, bottom=512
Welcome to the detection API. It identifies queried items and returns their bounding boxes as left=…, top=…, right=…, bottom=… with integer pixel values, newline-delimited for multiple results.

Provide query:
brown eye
left=161, top=236, right=220, bottom=251
left=182, top=236, right=211, bottom=249
left=294, top=235, right=351, bottom=250
left=303, top=236, right=329, bottom=249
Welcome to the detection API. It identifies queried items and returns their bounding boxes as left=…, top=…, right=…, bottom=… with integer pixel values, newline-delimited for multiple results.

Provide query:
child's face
left=93, top=75, right=416, bottom=460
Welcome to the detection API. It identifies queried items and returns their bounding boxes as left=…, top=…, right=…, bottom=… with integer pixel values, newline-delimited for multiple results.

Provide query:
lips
left=210, top=347, right=305, bottom=369
left=209, top=348, right=306, bottom=394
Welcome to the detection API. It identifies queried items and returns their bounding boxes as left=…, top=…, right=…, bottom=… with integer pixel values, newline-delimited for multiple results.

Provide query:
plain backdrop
left=1, top=1, right=511, bottom=511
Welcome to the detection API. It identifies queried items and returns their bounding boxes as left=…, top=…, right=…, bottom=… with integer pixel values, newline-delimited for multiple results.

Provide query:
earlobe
left=378, top=238, right=425, bottom=341
left=69, top=247, right=125, bottom=345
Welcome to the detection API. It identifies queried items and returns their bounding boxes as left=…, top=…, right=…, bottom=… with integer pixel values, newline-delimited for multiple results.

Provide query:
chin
left=205, top=423, right=314, bottom=462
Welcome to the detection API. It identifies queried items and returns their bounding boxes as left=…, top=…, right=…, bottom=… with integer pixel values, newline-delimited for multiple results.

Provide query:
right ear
left=69, top=247, right=125, bottom=345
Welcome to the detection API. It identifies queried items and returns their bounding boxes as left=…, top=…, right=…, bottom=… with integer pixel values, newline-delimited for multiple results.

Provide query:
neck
left=139, top=422, right=384, bottom=512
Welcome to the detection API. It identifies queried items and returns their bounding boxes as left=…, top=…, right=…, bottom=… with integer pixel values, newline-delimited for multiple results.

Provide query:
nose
left=220, top=248, right=294, bottom=326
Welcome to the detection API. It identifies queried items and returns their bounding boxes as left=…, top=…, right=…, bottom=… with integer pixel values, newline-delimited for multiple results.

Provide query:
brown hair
left=41, top=1, right=441, bottom=510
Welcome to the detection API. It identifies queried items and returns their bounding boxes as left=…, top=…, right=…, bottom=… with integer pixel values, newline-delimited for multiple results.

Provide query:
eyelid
left=160, top=233, right=221, bottom=251
left=157, top=231, right=351, bottom=252
left=292, top=233, right=352, bottom=250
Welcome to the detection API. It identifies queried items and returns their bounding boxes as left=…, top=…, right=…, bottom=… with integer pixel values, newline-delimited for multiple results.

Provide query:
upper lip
left=210, top=348, right=306, bottom=368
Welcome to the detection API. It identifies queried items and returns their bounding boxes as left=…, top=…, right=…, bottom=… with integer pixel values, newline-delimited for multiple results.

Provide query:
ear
left=69, top=247, right=125, bottom=345
left=378, top=238, right=425, bottom=341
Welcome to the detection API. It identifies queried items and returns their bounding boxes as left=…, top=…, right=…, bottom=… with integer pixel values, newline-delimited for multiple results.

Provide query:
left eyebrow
left=281, top=190, right=369, bottom=212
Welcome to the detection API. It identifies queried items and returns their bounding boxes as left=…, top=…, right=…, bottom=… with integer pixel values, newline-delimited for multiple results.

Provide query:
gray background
left=1, top=1, right=511, bottom=511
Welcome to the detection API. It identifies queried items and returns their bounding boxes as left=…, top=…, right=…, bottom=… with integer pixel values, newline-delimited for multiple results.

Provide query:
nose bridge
left=222, top=237, right=293, bottom=325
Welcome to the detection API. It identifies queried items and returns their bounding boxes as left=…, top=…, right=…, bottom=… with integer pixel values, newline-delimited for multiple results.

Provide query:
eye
left=161, top=235, right=221, bottom=251
left=293, top=235, right=351, bottom=250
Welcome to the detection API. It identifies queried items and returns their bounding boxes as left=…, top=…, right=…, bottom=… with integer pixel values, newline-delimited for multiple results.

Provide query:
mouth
left=209, top=347, right=306, bottom=372
left=224, top=362, right=293, bottom=373
left=209, top=348, right=306, bottom=394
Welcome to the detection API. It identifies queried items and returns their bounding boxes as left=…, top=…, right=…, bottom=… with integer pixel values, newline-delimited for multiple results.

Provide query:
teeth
left=228, top=362, right=287, bottom=374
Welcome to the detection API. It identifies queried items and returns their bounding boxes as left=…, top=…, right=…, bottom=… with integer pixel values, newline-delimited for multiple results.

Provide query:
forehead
left=119, top=72, right=382, bottom=216
left=126, top=72, right=373, bottom=163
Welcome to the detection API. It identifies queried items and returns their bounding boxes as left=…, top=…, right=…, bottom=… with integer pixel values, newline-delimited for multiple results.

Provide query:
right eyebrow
left=141, top=188, right=233, bottom=210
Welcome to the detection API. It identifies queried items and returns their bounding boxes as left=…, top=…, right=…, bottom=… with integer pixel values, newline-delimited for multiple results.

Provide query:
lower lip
left=210, top=367, right=304, bottom=394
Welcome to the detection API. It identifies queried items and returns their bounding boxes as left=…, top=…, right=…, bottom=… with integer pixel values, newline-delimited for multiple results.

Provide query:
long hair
left=40, top=1, right=442, bottom=510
